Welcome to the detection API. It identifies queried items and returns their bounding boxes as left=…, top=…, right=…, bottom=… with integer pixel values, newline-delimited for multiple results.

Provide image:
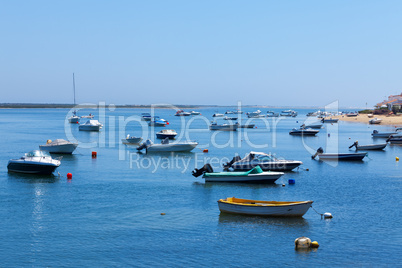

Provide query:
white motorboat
left=349, top=141, right=387, bottom=150
left=79, top=120, right=103, bottom=131
left=81, top=113, right=94, bottom=119
left=141, top=113, right=152, bottom=121
left=192, top=164, right=284, bottom=183
left=369, top=118, right=382, bottom=124
left=321, top=118, right=339, bottom=123
left=367, top=114, right=374, bottom=118
left=289, top=128, right=319, bottom=136
left=137, top=139, right=198, bottom=153
left=371, top=128, right=402, bottom=138
left=226, top=151, right=302, bottom=171
left=223, top=116, right=238, bottom=121
left=190, top=111, right=201, bottom=115
left=7, top=150, right=61, bottom=175
left=39, top=139, right=78, bottom=154
left=217, top=197, right=313, bottom=217
left=209, top=122, right=238, bottom=131
left=225, top=110, right=243, bottom=114
left=148, top=117, right=167, bottom=127
left=346, top=113, right=358, bottom=117
left=246, top=110, right=262, bottom=118
left=301, top=122, right=323, bottom=129
left=267, top=111, right=279, bottom=117
left=212, top=113, right=224, bottom=117
left=280, top=110, right=297, bottom=117
left=68, top=114, right=80, bottom=124
left=122, top=135, right=143, bottom=144
left=175, top=110, right=191, bottom=116
left=156, top=129, right=177, bottom=139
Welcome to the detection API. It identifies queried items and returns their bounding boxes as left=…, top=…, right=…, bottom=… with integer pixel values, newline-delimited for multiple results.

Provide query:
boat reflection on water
left=7, top=172, right=59, bottom=183
left=218, top=213, right=309, bottom=227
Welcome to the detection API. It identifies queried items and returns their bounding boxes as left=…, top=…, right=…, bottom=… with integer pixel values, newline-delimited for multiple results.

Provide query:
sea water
left=0, top=107, right=400, bottom=267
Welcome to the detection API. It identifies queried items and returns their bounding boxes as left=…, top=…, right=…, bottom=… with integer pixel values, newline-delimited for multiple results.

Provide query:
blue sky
left=1, top=0, right=402, bottom=107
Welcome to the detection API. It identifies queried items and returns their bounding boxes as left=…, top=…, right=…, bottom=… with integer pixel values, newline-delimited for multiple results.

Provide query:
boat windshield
left=26, top=150, right=51, bottom=157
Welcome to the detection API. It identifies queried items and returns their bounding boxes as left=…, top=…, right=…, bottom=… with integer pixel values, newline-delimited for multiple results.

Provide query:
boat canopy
left=45, top=139, right=72, bottom=146
left=237, top=152, right=278, bottom=163
left=26, top=150, right=51, bottom=157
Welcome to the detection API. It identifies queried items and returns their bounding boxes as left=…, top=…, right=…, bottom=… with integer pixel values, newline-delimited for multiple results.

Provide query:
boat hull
left=218, top=198, right=313, bottom=217
left=232, top=161, right=302, bottom=172
left=7, top=161, right=59, bottom=175
left=79, top=125, right=101, bottom=131
left=156, top=133, right=177, bottom=139
left=39, top=143, right=78, bottom=154
left=209, top=125, right=238, bottom=131
left=239, top=124, right=255, bottom=128
left=122, top=138, right=143, bottom=144
left=356, top=144, right=387, bottom=150
left=318, top=153, right=367, bottom=161
left=203, top=172, right=283, bottom=183
left=146, top=143, right=198, bottom=152
left=289, top=131, right=318, bottom=136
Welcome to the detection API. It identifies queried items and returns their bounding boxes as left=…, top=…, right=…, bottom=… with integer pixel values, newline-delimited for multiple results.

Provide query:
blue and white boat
left=156, top=129, right=177, bottom=139
left=7, top=150, right=61, bottom=175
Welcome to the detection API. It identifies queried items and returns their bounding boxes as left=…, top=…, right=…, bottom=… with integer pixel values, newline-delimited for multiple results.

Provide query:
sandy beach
left=333, top=114, right=402, bottom=126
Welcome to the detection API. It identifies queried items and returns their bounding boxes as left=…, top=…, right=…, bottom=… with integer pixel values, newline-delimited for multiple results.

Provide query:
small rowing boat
left=217, top=197, right=313, bottom=217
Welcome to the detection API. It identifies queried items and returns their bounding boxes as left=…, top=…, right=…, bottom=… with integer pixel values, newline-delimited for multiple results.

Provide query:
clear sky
left=1, top=0, right=402, bottom=107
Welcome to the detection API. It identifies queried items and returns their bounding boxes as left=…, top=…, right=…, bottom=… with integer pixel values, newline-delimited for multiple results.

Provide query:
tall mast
left=73, top=73, right=76, bottom=105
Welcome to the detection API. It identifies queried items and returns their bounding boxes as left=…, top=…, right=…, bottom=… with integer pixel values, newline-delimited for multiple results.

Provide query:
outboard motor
left=192, top=163, right=214, bottom=177
left=137, top=139, right=153, bottom=151
left=349, top=141, right=358, bottom=149
left=311, top=147, right=324, bottom=159
left=373, top=130, right=378, bottom=134
left=386, top=135, right=393, bottom=142
left=223, top=155, right=241, bottom=169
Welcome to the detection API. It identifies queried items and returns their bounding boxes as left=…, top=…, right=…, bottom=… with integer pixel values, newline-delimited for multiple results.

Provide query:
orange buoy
left=67, top=173, right=72, bottom=179
left=92, top=151, right=97, bottom=158
left=203, top=149, right=208, bottom=153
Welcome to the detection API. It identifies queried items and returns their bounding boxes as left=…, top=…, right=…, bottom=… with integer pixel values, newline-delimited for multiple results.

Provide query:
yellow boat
left=217, top=197, right=313, bottom=217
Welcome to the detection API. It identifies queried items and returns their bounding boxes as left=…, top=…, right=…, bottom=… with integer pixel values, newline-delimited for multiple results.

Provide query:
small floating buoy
left=328, top=133, right=330, bottom=137
left=306, top=168, right=309, bottom=171
left=282, top=184, right=285, bottom=187
left=295, top=237, right=311, bottom=249
left=203, top=149, right=208, bottom=153
left=160, top=213, right=166, bottom=215
left=288, top=179, right=295, bottom=184
left=396, top=157, right=399, bottom=161
left=323, top=212, right=333, bottom=219
left=311, top=241, right=319, bottom=248
left=92, top=151, right=97, bottom=158
left=67, top=173, right=72, bottom=179
left=296, top=121, right=298, bottom=123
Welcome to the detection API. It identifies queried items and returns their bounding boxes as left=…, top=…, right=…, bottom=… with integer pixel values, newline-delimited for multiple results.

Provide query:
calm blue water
left=0, top=107, right=401, bottom=267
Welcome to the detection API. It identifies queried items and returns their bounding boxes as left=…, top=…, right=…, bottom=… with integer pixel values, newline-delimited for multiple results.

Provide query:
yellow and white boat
left=217, top=197, right=313, bottom=217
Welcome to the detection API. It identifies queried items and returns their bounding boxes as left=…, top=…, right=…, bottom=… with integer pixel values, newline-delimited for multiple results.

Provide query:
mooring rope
left=310, top=205, right=324, bottom=219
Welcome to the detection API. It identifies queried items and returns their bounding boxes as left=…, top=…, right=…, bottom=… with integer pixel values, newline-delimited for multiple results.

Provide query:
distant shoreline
left=0, top=103, right=365, bottom=109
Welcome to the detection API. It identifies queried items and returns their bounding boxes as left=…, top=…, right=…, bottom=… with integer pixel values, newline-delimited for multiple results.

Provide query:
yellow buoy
left=311, top=241, right=319, bottom=248
left=160, top=213, right=166, bottom=215
left=396, top=157, right=399, bottom=161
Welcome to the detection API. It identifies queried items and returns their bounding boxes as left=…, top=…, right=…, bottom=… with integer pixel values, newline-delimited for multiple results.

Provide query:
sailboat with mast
left=68, top=73, right=80, bottom=123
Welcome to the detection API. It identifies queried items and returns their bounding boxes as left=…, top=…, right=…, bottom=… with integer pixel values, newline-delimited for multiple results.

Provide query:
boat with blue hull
left=7, top=150, right=61, bottom=175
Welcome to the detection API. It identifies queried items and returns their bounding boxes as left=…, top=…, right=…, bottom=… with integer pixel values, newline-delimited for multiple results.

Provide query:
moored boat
left=212, top=113, right=224, bottom=117
left=321, top=118, right=339, bottom=123
left=192, top=164, right=284, bottom=183
left=217, top=197, right=313, bottom=217
left=79, top=120, right=103, bottom=131
left=156, top=129, right=177, bottom=139
left=190, top=111, right=201, bottom=115
left=312, top=147, right=367, bottom=161
left=223, top=116, right=238, bottom=121
left=141, top=113, right=152, bottom=121
left=301, top=122, right=323, bottom=129
left=7, top=150, right=61, bottom=175
left=349, top=141, right=387, bottom=150
left=289, top=128, right=319, bottom=136
left=148, top=117, right=168, bottom=127
left=209, top=122, right=238, bottom=131
left=238, top=124, right=255, bottom=128
left=371, top=128, right=402, bottom=138
left=121, top=135, right=143, bottom=144
left=226, top=151, right=302, bottom=171
left=137, top=139, right=198, bottom=153
left=369, top=118, right=382, bottom=124
left=175, top=110, right=191, bottom=116
left=39, top=139, right=78, bottom=154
